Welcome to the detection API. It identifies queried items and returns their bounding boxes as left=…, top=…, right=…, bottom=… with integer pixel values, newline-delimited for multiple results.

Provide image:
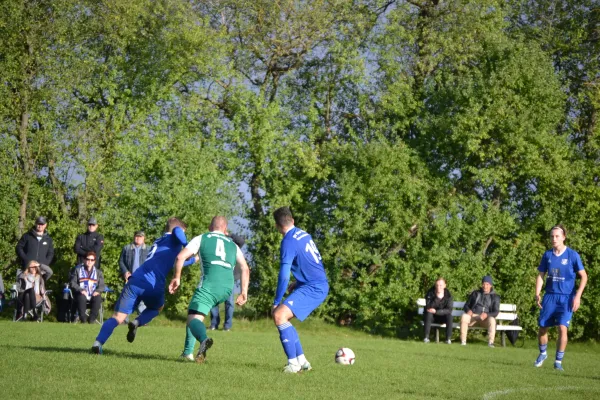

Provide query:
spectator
left=74, top=217, right=104, bottom=269
left=460, top=275, right=500, bottom=347
left=70, top=251, right=105, bottom=323
left=17, top=260, right=48, bottom=321
left=16, top=216, right=55, bottom=269
left=209, top=233, right=246, bottom=331
left=423, top=277, right=454, bottom=344
left=119, top=230, right=149, bottom=315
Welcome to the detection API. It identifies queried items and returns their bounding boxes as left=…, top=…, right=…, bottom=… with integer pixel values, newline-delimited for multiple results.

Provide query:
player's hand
left=572, top=295, right=581, bottom=312
left=535, top=294, right=542, bottom=309
left=235, top=293, right=247, bottom=306
left=124, top=272, right=131, bottom=281
left=480, top=312, right=488, bottom=321
left=426, top=308, right=436, bottom=314
left=194, top=255, right=200, bottom=263
left=168, top=278, right=180, bottom=294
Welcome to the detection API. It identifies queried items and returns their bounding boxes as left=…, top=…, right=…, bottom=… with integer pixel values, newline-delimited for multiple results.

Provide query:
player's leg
left=127, top=292, right=164, bottom=343
left=535, top=294, right=556, bottom=367
left=273, top=304, right=301, bottom=373
left=92, top=283, right=138, bottom=353
left=183, top=287, right=217, bottom=363
left=554, top=324, right=568, bottom=371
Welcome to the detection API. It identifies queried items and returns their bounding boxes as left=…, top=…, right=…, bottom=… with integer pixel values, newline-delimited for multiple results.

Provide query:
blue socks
left=556, top=351, right=564, bottom=363
left=539, top=343, right=547, bottom=354
left=136, top=309, right=159, bottom=327
left=96, top=317, right=119, bottom=345
left=277, top=322, right=299, bottom=361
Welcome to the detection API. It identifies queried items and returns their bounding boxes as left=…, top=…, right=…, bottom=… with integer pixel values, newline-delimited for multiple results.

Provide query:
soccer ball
left=335, top=347, right=355, bottom=365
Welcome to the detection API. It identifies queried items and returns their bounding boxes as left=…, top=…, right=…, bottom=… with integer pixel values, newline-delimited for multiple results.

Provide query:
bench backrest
left=416, top=298, right=517, bottom=321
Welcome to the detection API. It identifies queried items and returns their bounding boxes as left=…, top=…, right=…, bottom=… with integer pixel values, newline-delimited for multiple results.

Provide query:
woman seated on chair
left=70, top=251, right=105, bottom=323
left=17, top=261, right=47, bottom=321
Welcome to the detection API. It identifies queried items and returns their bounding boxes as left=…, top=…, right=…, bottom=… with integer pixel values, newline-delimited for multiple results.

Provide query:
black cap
left=88, top=217, right=98, bottom=225
left=482, top=275, right=493, bottom=285
left=134, top=230, right=145, bottom=237
left=229, top=233, right=246, bottom=248
left=35, top=216, right=47, bottom=225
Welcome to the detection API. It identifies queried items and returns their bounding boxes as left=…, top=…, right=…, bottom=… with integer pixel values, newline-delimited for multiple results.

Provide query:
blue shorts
left=539, top=294, right=573, bottom=328
left=282, top=282, right=329, bottom=322
left=114, top=278, right=165, bottom=314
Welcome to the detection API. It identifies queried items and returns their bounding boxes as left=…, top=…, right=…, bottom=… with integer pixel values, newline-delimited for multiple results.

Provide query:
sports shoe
left=282, top=363, right=302, bottom=374
left=461, top=341, right=467, bottom=346
left=224, top=328, right=231, bottom=332
left=92, top=341, right=103, bottom=355
left=195, top=337, right=213, bottom=364
left=554, top=362, right=564, bottom=372
left=179, top=352, right=194, bottom=362
left=488, top=343, right=495, bottom=348
left=301, top=361, right=312, bottom=372
left=209, top=326, right=216, bottom=331
left=127, top=320, right=139, bottom=343
left=423, top=338, right=430, bottom=343
left=534, top=352, right=548, bottom=367
left=445, top=340, right=452, bottom=345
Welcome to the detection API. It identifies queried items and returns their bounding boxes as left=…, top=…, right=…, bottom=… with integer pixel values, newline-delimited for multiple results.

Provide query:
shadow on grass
left=0, top=344, right=178, bottom=362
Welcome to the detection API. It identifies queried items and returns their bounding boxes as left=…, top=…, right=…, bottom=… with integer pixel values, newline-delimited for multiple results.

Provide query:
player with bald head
left=170, top=216, right=250, bottom=363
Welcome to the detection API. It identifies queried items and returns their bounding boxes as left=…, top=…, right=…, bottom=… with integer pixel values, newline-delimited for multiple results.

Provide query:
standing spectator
left=209, top=233, right=246, bottom=331
left=74, top=217, right=104, bottom=269
left=119, top=230, right=149, bottom=314
left=534, top=224, right=587, bottom=371
left=460, top=275, right=500, bottom=347
left=70, top=251, right=105, bottom=323
left=423, top=277, right=454, bottom=344
left=16, top=216, right=55, bottom=269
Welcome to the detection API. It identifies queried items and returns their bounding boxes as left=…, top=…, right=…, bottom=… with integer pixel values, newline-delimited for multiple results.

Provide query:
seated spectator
left=423, top=277, right=453, bottom=344
left=460, top=275, right=500, bottom=347
left=70, top=251, right=105, bottom=323
left=17, top=261, right=48, bottom=321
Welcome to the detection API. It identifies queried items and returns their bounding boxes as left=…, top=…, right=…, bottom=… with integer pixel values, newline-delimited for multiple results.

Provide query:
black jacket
left=118, top=243, right=149, bottom=276
left=74, top=231, right=104, bottom=268
left=463, top=288, right=500, bottom=318
left=16, top=229, right=55, bottom=267
left=424, top=287, right=453, bottom=316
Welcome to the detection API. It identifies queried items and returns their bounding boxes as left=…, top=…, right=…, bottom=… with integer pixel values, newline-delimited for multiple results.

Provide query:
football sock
left=96, top=317, right=119, bottom=345
left=277, top=322, right=298, bottom=362
left=539, top=343, right=547, bottom=354
left=183, top=325, right=197, bottom=355
left=295, top=339, right=306, bottom=364
left=556, top=351, right=564, bottom=363
left=136, top=309, right=159, bottom=326
left=189, top=318, right=208, bottom=343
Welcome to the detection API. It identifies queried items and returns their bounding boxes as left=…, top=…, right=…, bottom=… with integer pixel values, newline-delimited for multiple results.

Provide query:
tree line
left=1, top=0, right=598, bottom=339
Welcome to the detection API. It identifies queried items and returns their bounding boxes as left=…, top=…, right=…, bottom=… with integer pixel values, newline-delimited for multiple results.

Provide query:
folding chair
left=67, top=286, right=111, bottom=324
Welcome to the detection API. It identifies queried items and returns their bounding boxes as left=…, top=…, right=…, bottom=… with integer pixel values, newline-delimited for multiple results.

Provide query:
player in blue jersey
left=92, top=217, right=198, bottom=354
left=271, top=207, right=329, bottom=373
left=534, top=224, right=587, bottom=371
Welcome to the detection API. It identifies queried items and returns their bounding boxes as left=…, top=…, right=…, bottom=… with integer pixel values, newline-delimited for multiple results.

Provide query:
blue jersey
left=538, top=247, right=584, bottom=295
left=274, top=226, right=328, bottom=305
left=131, top=227, right=192, bottom=287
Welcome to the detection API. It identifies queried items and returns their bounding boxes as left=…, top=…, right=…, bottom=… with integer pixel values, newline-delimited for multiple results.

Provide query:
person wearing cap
left=533, top=224, right=587, bottom=372
left=460, top=275, right=500, bottom=347
left=16, top=216, right=55, bottom=269
left=118, top=231, right=149, bottom=315
left=209, top=232, right=247, bottom=331
left=74, top=217, right=104, bottom=269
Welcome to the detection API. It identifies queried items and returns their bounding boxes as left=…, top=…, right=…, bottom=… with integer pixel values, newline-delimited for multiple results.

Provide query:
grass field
left=1, top=318, right=600, bottom=400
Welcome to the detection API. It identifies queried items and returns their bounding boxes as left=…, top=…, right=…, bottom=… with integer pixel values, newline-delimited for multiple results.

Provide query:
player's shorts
left=282, top=282, right=329, bottom=322
left=538, top=293, right=573, bottom=328
left=114, top=278, right=165, bottom=314
left=188, top=285, right=232, bottom=316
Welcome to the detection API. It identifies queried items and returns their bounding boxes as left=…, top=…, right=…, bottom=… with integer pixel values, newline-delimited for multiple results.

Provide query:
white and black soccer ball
left=335, top=347, right=355, bottom=365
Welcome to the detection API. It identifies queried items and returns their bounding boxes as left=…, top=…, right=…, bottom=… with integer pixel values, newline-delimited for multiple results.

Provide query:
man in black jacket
left=423, top=277, right=454, bottom=344
left=16, top=216, right=55, bottom=269
left=74, top=217, right=104, bottom=269
left=460, top=275, right=500, bottom=347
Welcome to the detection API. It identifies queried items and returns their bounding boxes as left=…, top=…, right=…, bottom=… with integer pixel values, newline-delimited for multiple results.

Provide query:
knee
left=272, top=308, right=288, bottom=326
left=460, top=313, right=470, bottom=324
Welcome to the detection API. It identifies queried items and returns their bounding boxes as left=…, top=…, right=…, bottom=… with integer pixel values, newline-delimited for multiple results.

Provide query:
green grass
left=1, top=319, right=600, bottom=400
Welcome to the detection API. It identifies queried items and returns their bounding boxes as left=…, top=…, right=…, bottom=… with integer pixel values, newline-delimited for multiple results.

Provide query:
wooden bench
left=416, top=298, right=523, bottom=347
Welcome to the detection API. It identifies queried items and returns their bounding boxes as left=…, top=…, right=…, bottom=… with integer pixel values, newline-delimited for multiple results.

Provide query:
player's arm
left=273, top=241, right=294, bottom=307
left=169, top=235, right=201, bottom=294
left=235, top=247, right=250, bottom=306
left=572, top=269, right=587, bottom=312
left=535, top=272, right=545, bottom=308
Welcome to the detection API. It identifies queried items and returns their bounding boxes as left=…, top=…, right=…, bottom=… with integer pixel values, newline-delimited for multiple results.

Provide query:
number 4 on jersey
left=305, top=240, right=322, bottom=263
left=215, top=238, right=226, bottom=261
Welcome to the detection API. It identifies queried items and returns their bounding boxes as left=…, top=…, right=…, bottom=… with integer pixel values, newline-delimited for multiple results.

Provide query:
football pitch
left=1, top=319, right=599, bottom=400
